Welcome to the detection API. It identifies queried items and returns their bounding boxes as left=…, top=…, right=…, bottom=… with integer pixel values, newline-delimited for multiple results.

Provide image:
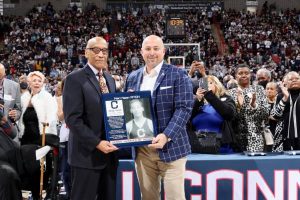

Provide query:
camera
left=198, top=77, right=208, bottom=91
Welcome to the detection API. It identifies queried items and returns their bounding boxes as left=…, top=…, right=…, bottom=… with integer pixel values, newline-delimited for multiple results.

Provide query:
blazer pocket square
left=160, top=86, right=172, bottom=90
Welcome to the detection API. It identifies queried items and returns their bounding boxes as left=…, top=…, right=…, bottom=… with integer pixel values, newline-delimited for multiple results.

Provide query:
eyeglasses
left=87, top=47, right=109, bottom=55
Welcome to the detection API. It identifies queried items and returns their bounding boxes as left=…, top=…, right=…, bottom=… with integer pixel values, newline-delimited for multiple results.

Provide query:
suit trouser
left=71, top=162, right=117, bottom=200
left=135, top=147, right=187, bottom=200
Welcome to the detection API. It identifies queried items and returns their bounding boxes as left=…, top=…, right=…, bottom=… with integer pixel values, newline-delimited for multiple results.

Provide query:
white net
left=164, top=43, right=201, bottom=69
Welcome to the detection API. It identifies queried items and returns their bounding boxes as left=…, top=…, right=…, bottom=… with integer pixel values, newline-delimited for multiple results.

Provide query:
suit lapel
left=136, top=69, right=144, bottom=91
left=84, top=66, right=101, bottom=96
left=152, top=64, right=168, bottom=107
left=103, top=71, right=114, bottom=93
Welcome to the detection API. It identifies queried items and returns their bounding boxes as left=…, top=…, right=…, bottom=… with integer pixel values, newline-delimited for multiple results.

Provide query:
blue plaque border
left=102, top=91, right=157, bottom=148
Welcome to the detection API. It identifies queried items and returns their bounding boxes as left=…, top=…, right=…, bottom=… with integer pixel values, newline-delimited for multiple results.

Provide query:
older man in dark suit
left=125, top=35, right=193, bottom=200
left=63, top=37, right=118, bottom=200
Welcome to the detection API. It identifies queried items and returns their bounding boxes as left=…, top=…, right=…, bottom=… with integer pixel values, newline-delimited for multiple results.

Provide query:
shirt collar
left=143, top=61, right=164, bottom=77
left=88, top=62, right=103, bottom=76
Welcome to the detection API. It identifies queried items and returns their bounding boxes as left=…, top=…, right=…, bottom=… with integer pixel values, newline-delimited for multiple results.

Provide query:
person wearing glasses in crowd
left=229, top=64, right=269, bottom=152
left=63, top=37, right=118, bottom=200
left=271, top=71, right=300, bottom=150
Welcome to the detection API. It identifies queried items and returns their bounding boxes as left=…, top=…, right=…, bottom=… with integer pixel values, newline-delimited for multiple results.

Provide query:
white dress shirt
left=140, top=61, right=164, bottom=94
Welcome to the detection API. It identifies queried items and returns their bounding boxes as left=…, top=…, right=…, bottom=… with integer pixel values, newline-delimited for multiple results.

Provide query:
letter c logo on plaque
left=106, top=100, right=124, bottom=117
left=111, top=100, right=119, bottom=109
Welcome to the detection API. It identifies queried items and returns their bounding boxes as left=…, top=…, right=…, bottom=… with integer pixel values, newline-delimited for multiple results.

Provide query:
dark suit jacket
left=63, top=65, right=117, bottom=169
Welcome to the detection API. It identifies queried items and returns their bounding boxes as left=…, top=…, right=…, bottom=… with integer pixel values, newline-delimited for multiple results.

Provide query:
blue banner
left=117, top=154, right=300, bottom=200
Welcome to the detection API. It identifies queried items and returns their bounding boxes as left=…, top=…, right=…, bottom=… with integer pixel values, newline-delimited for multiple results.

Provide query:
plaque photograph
left=102, top=91, right=157, bottom=147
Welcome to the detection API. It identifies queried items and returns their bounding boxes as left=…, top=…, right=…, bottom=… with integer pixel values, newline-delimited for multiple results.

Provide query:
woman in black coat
left=189, top=75, right=237, bottom=153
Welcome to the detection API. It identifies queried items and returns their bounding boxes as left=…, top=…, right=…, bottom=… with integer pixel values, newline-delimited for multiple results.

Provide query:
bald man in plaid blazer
left=125, top=35, right=193, bottom=200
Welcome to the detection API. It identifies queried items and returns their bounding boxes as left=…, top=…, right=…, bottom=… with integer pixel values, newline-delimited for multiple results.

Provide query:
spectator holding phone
left=189, top=60, right=207, bottom=94
left=189, top=75, right=237, bottom=153
left=188, top=61, right=206, bottom=79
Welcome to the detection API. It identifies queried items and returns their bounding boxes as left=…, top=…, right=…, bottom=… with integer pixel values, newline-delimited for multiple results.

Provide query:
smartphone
left=198, top=77, right=208, bottom=91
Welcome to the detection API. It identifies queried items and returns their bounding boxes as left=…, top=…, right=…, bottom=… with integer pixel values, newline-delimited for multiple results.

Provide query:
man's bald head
left=142, top=35, right=164, bottom=49
left=85, top=37, right=109, bottom=71
left=86, top=37, right=108, bottom=49
left=141, top=35, right=165, bottom=70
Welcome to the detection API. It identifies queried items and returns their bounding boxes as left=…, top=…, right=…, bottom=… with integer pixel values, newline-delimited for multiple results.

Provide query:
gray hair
left=256, top=68, right=271, bottom=79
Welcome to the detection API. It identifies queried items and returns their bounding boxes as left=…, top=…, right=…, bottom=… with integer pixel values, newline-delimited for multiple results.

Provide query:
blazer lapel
left=84, top=66, right=101, bottom=96
left=136, top=69, right=144, bottom=91
left=152, top=64, right=168, bottom=106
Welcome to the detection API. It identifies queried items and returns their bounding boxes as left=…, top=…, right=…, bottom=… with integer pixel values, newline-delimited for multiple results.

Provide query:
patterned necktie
left=98, top=72, right=109, bottom=93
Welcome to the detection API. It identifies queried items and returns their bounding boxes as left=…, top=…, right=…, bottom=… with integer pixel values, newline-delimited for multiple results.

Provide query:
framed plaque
left=102, top=91, right=157, bottom=148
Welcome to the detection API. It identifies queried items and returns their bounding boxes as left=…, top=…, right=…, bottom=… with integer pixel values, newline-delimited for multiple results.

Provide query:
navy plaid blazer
left=125, top=64, right=193, bottom=162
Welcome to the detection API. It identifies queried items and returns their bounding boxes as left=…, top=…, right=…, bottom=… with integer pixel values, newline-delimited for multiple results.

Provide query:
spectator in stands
left=227, top=79, right=238, bottom=89
left=229, top=64, right=269, bottom=152
left=0, top=63, right=21, bottom=141
left=188, top=60, right=206, bottom=80
left=265, top=82, right=279, bottom=135
left=256, top=68, right=272, bottom=89
left=223, top=74, right=234, bottom=88
left=19, top=71, right=57, bottom=200
left=131, top=53, right=140, bottom=69
left=263, top=81, right=279, bottom=151
left=112, top=73, right=124, bottom=92
left=0, top=100, right=22, bottom=198
left=189, top=60, right=206, bottom=94
left=18, top=75, right=29, bottom=94
left=271, top=71, right=300, bottom=150
left=189, top=75, right=237, bottom=153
